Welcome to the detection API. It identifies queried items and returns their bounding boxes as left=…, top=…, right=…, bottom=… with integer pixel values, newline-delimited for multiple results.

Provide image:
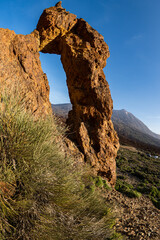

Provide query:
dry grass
left=0, top=91, right=120, bottom=240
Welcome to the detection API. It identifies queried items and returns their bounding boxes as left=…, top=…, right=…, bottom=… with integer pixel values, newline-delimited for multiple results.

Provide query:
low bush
left=150, top=197, right=160, bottom=209
left=89, top=176, right=112, bottom=192
left=0, top=92, right=117, bottom=239
left=150, top=186, right=160, bottom=198
left=115, top=179, right=141, bottom=198
left=136, top=183, right=151, bottom=194
left=95, top=176, right=104, bottom=188
left=149, top=186, right=160, bottom=209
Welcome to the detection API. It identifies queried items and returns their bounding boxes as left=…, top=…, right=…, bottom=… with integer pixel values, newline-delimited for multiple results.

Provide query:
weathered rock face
left=36, top=2, right=119, bottom=185
left=0, top=3, right=119, bottom=185
left=0, top=28, right=52, bottom=117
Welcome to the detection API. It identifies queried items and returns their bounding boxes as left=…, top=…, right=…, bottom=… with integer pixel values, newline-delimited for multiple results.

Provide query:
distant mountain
left=111, top=109, right=160, bottom=154
left=112, top=109, right=160, bottom=140
left=52, top=103, right=72, bottom=117
left=52, top=104, right=160, bottom=153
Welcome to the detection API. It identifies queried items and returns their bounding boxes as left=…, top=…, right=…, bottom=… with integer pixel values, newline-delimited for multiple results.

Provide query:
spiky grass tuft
left=0, top=92, right=117, bottom=239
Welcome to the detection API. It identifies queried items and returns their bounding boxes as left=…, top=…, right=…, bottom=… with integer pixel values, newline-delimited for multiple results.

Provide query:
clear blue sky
left=0, top=0, right=160, bottom=134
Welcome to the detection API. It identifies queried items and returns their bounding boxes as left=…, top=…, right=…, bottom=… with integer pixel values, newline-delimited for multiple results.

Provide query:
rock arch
left=34, top=2, right=119, bottom=185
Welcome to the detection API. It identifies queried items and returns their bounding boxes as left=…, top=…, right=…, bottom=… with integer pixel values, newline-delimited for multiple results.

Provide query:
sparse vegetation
left=116, top=147, right=160, bottom=209
left=88, top=176, right=112, bottom=193
left=115, top=179, right=141, bottom=198
left=0, top=92, right=118, bottom=240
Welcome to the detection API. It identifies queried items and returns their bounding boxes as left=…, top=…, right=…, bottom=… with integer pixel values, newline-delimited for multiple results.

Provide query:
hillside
left=110, top=146, right=160, bottom=239
left=112, top=109, right=160, bottom=154
left=52, top=104, right=160, bottom=153
left=1, top=95, right=160, bottom=240
left=52, top=103, right=72, bottom=117
left=0, top=92, right=120, bottom=240
left=112, top=109, right=160, bottom=140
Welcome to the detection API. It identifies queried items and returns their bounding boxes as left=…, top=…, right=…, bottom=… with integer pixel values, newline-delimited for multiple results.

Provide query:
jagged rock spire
left=55, top=1, right=62, bottom=8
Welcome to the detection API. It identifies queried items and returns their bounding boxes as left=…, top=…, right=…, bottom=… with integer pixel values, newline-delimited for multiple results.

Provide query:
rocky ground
left=62, top=138, right=160, bottom=239
left=104, top=145, right=160, bottom=240
left=61, top=129, right=160, bottom=239
left=56, top=116, right=160, bottom=240
left=106, top=189, right=160, bottom=240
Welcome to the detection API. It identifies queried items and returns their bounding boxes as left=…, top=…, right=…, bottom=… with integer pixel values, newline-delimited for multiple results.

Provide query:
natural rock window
left=0, top=2, right=119, bottom=185
left=34, top=2, right=119, bottom=185
left=40, top=53, right=70, bottom=104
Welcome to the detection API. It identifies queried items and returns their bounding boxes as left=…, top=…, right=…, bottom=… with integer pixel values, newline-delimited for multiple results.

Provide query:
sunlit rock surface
left=0, top=28, right=52, bottom=116
left=35, top=2, right=119, bottom=185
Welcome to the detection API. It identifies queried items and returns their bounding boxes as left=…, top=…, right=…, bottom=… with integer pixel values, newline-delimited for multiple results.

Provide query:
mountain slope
left=52, top=104, right=160, bottom=153
left=112, top=109, right=160, bottom=140
left=113, top=120, right=160, bottom=153
left=112, top=109, right=160, bottom=153
left=52, top=103, right=72, bottom=117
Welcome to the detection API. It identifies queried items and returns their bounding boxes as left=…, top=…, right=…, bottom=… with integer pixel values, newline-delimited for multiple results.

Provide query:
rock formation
left=0, top=2, right=119, bottom=185
left=0, top=28, right=52, bottom=117
left=35, top=2, right=119, bottom=185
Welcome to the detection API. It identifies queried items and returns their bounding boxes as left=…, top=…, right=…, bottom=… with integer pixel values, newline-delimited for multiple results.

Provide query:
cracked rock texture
left=0, top=2, right=119, bottom=185
left=36, top=2, right=119, bottom=185
left=0, top=28, right=52, bottom=117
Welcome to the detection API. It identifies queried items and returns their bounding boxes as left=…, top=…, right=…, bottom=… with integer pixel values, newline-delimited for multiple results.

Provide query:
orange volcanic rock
left=0, top=28, right=52, bottom=117
left=0, top=3, right=119, bottom=185
left=36, top=2, right=119, bottom=185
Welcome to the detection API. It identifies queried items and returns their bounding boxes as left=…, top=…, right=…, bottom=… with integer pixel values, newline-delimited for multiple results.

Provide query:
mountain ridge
left=52, top=103, right=160, bottom=153
left=112, top=109, right=160, bottom=140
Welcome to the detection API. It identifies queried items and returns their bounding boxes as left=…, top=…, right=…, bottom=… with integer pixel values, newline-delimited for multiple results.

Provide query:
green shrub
left=127, top=189, right=142, bottom=198
left=149, top=186, right=160, bottom=209
left=95, top=176, right=103, bottom=188
left=136, top=183, right=151, bottom=194
left=117, top=175, right=126, bottom=180
left=107, top=231, right=124, bottom=240
left=89, top=176, right=111, bottom=191
left=150, top=197, right=160, bottom=209
left=103, top=180, right=112, bottom=190
left=0, top=92, right=116, bottom=239
left=150, top=186, right=160, bottom=198
left=115, top=179, right=141, bottom=198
